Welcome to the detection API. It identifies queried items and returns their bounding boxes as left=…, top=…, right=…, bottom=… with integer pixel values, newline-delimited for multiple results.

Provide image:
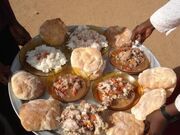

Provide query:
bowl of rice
left=19, top=35, right=68, bottom=76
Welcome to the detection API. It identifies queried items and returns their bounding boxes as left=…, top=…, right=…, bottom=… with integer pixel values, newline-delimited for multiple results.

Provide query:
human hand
left=145, top=109, right=167, bottom=135
left=9, top=21, right=31, bottom=46
left=131, top=19, right=155, bottom=43
left=0, top=63, right=11, bottom=85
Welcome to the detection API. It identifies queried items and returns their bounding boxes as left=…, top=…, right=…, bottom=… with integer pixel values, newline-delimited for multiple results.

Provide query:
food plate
left=109, top=47, right=150, bottom=74
left=9, top=26, right=160, bottom=135
left=67, top=25, right=109, bottom=55
left=49, top=66, right=90, bottom=102
left=18, top=35, right=70, bottom=77
left=92, top=71, right=142, bottom=111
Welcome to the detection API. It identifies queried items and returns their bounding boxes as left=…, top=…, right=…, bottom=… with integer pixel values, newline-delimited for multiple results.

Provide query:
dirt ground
left=10, top=0, right=180, bottom=69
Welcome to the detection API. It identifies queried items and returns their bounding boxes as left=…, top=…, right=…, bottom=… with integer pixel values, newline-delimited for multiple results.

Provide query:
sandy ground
left=10, top=0, right=180, bottom=69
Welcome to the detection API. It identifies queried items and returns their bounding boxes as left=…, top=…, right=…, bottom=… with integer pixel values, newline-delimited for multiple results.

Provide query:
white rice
left=66, top=25, right=108, bottom=51
left=26, top=45, right=67, bottom=73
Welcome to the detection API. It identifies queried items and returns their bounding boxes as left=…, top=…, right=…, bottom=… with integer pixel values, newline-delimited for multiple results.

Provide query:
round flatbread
left=71, top=47, right=105, bottom=80
left=131, top=88, right=166, bottom=120
left=39, top=18, right=67, bottom=46
left=138, top=67, right=177, bottom=97
left=11, top=71, right=45, bottom=100
left=104, top=26, right=132, bottom=48
left=19, top=99, right=61, bottom=131
left=106, top=111, right=144, bottom=135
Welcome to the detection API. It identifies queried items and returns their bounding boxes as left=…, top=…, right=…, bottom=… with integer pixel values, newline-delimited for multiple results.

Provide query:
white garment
left=150, top=0, right=180, bottom=35
left=150, top=0, right=180, bottom=111
left=175, top=94, right=180, bottom=112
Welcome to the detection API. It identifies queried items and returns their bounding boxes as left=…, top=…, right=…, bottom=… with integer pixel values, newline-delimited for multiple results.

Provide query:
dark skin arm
left=0, top=0, right=31, bottom=85
left=146, top=103, right=180, bottom=135
left=131, top=19, right=155, bottom=43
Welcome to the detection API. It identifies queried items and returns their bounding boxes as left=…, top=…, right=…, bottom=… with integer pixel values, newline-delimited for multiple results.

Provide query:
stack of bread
left=131, top=67, right=177, bottom=120
left=138, top=67, right=177, bottom=97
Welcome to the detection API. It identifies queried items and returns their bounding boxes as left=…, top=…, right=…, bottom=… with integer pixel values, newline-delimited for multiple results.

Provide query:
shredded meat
left=59, top=101, right=108, bottom=135
left=51, top=74, right=84, bottom=98
left=115, top=48, right=145, bottom=70
left=97, top=77, right=135, bottom=106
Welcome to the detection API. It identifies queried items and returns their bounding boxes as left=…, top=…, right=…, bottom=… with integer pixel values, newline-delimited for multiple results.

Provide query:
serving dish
left=92, top=71, right=142, bottom=111
left=49, top=66, right=90, bottom=102
left=109, top=47, right=150, bottom=74
left=9, top=25, right=160, bottom=135
left=18, top=35, right=70, bottom=77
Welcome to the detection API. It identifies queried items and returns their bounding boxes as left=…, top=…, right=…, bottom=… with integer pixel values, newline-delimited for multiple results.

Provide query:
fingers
left=140, top=34, right=147, bottom=43
left=132, top=34, right=144, bottom=45
left=145, top=28, right=154, bottom=39
left=138, top=28, right=153, bottom=44
left=144, top=120, right=150, bottom=135
left=136, top=34, right=142, bottom=43
left=135, top=33, right=148, bottom=44
left=132, top=19, right=154, bottom=44
left=131, top=25, right=139, bottom=42
left=131, top=26, right=144, bottom=44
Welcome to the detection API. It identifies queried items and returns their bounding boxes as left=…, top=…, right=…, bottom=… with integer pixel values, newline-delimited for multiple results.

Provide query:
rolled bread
left=106, top=111, right=144, bottom=135
left=131, top=88, right=166, bottom=120
left=71, top=47, right=105, bottom=80
left=11, top=71, right=45, bottom=100
left=138, top=67, right=177, bottom=97
left=39, top=18, right=67, bottom=46
left=19, top=99, right=61, bottom=131
left=104, top=26, right=132, bottom=48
